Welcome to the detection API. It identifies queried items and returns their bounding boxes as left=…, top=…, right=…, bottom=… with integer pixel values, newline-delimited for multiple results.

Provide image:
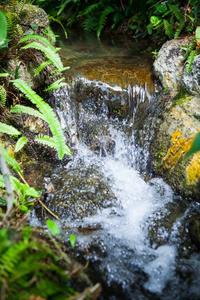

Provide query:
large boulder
left=153, top=37, right=200, bottom=95
left=150, top=94, right=200, bottom=197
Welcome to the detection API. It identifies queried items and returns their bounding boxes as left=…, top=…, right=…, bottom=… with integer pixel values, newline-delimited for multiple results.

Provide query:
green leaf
left=46, top=220, right=60, bottom=236
left=0, top=11, right=7, bottom=45
left=11, top=105, right=46, bottom=121
left=156, top=3, right=167, bottom=14
left=0, top=73, right=9, bottom=77
left=70, top=235, right=76, bottom=248
left=15, top=136, right=28, bottom=152
left=185, top=132, right=200, bottom=159
left=150, top=16, right=162, bottom=26
left=0, top=122, right=21, bottom=136
left=30, top=22, right=38, bottom=31
left=11, top=79, right=68, bottom=159
left=34, top=60, right=52, bottom=76
left=19, top=34, right=57, bottom=53
left=20, top=42, right=63, bottom=71
left=1, top=147, right=23, bottom=175
left=44, top=78, right=67, bottom=92
left=196, top=26, right=200, bottom=40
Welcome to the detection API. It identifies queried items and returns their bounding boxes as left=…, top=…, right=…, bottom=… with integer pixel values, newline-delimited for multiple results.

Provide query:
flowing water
left=30, top=34, right=200, bottom=299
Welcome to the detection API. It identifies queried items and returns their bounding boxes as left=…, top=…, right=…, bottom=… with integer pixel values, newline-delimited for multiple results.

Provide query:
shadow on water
left=29, top=33, right=200, bottom=299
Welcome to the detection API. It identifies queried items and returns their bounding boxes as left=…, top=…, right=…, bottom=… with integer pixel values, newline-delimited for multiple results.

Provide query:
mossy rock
left=150, top=94, right=200, bottom=198
left=19, top=4, right=49, bottom=28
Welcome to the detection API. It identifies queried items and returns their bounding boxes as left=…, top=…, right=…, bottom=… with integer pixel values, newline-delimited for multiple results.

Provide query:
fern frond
left=78, top=2, right=101, bottom=17
left=97, top=6, right=116, bottom=37
left=35, top=135, right=57, bottom=149
left=169, top=14, right=174, bottom=27
left=20, top=42, right=63, bottom=71
left=186, top=50, right=197, bottom=73
left=10, top=105, right=46, bottom=121
left=0, top=86, right=7, bottom=107
left=48, top=16, right=68, bottom=39
left=35, top=135, right=71, bottom=156
left=34, top=60, right=52, bottom=76
left=174, top=21, right=185, bottom=38
left=16, top=24, right=23, bottom=36
left=0, top=122, right=21, bottom=136
left=163, top=19, right=174, bottom=39
left=44, top=77, right=67, bottom=92
left=11, top=79, right=69, bottom=159
left=15, top=136, right=28, bottom=152
left=19, top=34, right=58, bottom=53
left=1, top=146, right=22, bottom=175
left=169, top=4, right=184, bottom=22
left=43, top=26, right=59, bottom=45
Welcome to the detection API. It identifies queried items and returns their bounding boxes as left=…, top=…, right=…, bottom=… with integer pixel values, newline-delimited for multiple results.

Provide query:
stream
left=30, top=34, right=200, bottom=299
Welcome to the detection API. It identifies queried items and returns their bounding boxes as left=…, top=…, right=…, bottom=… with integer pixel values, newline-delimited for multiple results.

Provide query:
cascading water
left=30, top=35, right=200, bottom=299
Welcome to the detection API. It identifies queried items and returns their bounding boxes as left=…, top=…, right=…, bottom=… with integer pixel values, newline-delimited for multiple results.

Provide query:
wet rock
left=181, top=55, right=200, bottom=95
left=188, top=218, right=200, bottom=250
left=153, top=37, right=194, bottom=93
left=36, top=162, right=117, bottom=220
left=19, top=4, right=49, bottom=28
left=150, top=94, right=200, bottom=197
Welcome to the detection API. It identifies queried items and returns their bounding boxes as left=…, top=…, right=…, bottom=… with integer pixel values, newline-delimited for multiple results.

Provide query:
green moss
left=171, top=92, right=192, bottom=108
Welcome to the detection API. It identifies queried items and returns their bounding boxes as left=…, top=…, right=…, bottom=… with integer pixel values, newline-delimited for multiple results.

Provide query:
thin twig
left=38, top=198, right=59, bottom=220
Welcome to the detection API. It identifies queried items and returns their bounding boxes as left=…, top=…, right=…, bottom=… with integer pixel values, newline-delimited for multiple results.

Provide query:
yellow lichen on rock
left=186, top=153, right=200, bottom=184
left=163, top=130, right=194, bottom=169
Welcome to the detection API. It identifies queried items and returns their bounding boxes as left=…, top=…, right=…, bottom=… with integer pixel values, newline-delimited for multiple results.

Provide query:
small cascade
left=30, top=36, right=200, bottom=299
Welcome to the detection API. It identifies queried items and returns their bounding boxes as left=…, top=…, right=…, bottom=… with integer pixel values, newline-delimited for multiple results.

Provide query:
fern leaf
left=43, top=26, right=59, bottom=45
left=0, top=122, right=21, bottom=136
left=174, top=21, right=185, bottom=38
left=10, top=105, right=46, bottom=121
left=11, top=79, right=69, bottom=159
left=35, top=135, right=56, bottom=149
left=20, top=42, right=63, bottom=71
left=169, top=4, right=184, bottom=22
left=186, top=50, right=197, bottom=73
left=16, top=24, right=23, bottom=36
left=163, top=19, right=174, bottom=39
left=78, top=2, right=101, bottom=17
left=35, top=135, right=71, bottom=156
left=34, top=60, right=52, bottom=76
left=44, top=78, right=67, bottom=92
left=1, top=146, right=22, bottom=175
left=15, top=136, right=28, bottom=152
left=19, top=34, right=57, bottom=53
left=0, top=85, right=7, bottom=107
left=97, top=6, right=116, bottom=37
left=48, top=16, right=68, bottom=40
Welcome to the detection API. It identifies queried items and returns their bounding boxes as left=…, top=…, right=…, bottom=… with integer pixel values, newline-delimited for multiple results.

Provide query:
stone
left=19, top=4, right=49, bottom=28
left=150, top=95, right=200, bottom=197
left=153, top=37, right=193, bottom=92
left=181, top=55, right=200, bottom=95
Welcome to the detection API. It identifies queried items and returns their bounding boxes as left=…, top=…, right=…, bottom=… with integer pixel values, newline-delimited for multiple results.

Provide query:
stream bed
left=30, top=34, right=200, bottom=299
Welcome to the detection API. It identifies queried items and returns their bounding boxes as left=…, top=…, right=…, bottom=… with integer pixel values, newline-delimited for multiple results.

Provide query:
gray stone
left=181, top=55, right=200, bottom=95
left=19, top=4, right=49, bottom=28
left=153, top=37, right=193, bottom=92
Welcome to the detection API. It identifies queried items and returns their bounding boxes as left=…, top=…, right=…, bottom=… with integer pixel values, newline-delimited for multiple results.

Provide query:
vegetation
left=0, top=0, right=200, bottom=297
left=33, top=0, right=200, bottom=40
